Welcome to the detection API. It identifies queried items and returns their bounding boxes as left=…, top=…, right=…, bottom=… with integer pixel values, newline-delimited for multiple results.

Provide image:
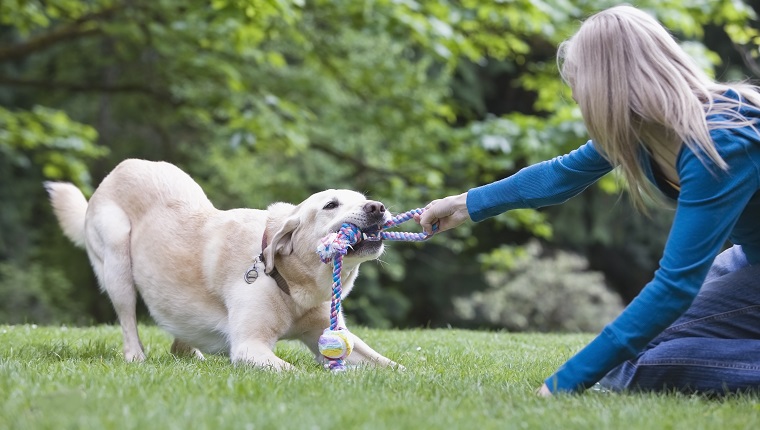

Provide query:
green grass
left=1, top=325, right=759, bottom=430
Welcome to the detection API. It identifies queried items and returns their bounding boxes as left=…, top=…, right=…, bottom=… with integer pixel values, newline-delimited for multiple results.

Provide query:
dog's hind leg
left=170, top=339, right=205, bottom=360
left=87, top=204, right=146, bottom=362
left=106, top=258, right=146, bottom=362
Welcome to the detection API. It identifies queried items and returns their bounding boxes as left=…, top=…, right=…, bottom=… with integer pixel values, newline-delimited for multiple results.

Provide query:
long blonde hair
left=558, top=5, right=760, bottom=209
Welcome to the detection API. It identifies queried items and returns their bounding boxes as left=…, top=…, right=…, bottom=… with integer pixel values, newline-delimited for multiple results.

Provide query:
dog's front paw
left=263, top=360, right=296, bottom=371
left=233, top=356, right=295, bottom=371
left=230, top=343, right=294, bottom=371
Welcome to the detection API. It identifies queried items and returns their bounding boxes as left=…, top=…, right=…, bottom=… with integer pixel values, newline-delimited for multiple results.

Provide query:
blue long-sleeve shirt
left=466, top=100, right=760, bottom=393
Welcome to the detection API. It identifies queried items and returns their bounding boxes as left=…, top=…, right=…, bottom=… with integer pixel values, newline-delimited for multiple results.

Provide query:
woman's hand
left=415, top=192, right=471, bottom=235
left=536, top=383, right=553, bottom=397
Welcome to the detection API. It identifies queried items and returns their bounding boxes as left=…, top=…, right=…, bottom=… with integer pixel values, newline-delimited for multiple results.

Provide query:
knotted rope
left=315, top=208, right=436, bottom=371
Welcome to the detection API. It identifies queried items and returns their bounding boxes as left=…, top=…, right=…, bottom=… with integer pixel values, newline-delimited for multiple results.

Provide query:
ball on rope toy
left=315, top=208, right=436, bottom=371
left=318, top=328, right=354, bottom=360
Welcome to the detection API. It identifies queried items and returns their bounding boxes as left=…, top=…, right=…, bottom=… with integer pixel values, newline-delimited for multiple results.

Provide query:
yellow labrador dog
left=46, top=158, right=398, bottom=370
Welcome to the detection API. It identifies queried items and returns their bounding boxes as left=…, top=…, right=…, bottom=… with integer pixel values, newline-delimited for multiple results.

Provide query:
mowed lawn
left=1, top=324, right=758, bottom=430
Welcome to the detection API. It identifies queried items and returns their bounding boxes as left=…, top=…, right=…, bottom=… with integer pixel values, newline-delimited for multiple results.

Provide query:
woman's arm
left=467, top=141, right=614, bottom=221
left=545, top=129, right=760, bottom=392
left=418, top=141, right=613, bottom=235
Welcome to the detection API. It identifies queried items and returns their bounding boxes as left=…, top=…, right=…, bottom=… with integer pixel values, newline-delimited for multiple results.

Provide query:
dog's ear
left=263, top=203, right=300, bottom=274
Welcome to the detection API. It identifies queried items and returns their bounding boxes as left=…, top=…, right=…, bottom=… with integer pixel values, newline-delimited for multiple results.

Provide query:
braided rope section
left=381, top=208, right=432, bottom=241
left=315, top=208, right=434, bottom=371
left=317, top=224, right=361, bottom=371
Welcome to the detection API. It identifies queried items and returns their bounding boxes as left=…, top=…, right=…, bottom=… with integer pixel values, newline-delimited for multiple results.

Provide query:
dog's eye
left=323, top=201, right=339, bottom=210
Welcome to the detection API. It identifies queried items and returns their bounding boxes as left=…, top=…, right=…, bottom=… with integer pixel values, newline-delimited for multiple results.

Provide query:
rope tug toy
left=315, top=208, right=436, bottom=371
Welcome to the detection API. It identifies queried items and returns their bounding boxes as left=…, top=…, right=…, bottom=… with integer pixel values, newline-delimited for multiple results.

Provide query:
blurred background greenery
left=2, top=0, right=759, bottom=331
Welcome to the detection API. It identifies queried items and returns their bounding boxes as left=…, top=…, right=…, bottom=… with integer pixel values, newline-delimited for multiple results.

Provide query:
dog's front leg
left=344, top=332, right=403, bottom=370
left=296, top=306, right=402, bottom=369
left=302, top=329, right=402, bottom=369
left=225, top=278, right=294, bottom=371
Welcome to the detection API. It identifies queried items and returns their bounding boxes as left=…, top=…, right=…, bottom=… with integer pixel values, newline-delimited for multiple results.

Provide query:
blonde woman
left=418, top=5, right=760, bottom=395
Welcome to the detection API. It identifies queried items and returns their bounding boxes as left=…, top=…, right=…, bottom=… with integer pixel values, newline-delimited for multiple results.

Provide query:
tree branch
left=0, top=76, right=178, bottom=104
left=0, top=6, right=120, bottom=63
left=310, top=141, right=414, bottom=184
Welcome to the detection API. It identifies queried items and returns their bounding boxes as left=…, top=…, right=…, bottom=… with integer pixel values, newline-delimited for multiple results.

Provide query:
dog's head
left=262, top=190, right=389, bottom=274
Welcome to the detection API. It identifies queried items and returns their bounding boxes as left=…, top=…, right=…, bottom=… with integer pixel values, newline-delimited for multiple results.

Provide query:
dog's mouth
left=345, top=222, right=385, bottom=257
left=359, top=224, right=383, bottom=242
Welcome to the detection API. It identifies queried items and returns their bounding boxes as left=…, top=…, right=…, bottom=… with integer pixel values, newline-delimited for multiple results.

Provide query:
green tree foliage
left=1, top=0, right=758, bottom=327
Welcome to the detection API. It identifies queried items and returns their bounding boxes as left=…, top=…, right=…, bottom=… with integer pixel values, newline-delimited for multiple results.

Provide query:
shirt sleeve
left=545, top=128, right=760, bottom=393
left=466, top=141, right=613, bottom=222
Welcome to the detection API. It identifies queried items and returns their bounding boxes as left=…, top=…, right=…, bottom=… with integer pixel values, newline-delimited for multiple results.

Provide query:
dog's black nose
left=363, top=201, right=386, bottom=214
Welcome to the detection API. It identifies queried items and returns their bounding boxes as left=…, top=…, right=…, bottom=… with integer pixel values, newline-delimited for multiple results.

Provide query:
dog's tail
left=44, top=181, right=89, bottom=248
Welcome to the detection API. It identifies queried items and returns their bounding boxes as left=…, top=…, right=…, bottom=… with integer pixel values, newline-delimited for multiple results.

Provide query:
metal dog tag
left=244, top=255, right=263, bottom=284
left=244, top=265, right=258, bottom=283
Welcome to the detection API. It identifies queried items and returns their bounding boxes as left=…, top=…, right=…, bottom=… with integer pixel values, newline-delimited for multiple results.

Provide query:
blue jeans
left=598, top=245, right=760, bottom=395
